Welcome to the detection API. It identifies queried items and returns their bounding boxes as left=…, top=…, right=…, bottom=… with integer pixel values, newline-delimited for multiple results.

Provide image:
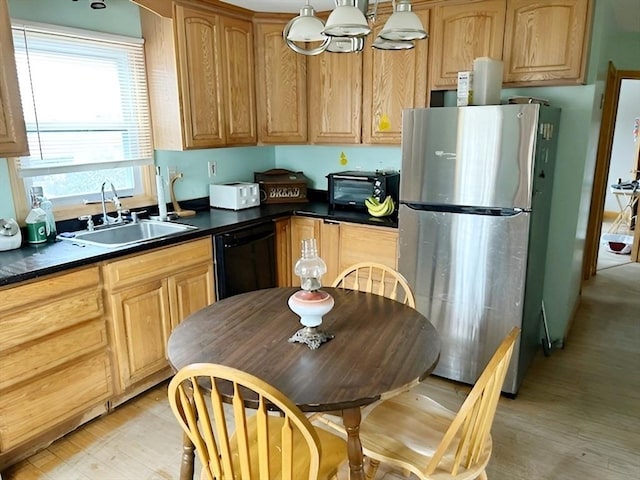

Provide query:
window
left=10, top=20, right=153, bottom=210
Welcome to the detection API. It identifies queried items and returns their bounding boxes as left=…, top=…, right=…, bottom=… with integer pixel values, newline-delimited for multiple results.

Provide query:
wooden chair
left=359, top=327, right=521, bottom=480
left=331, top=262, right=416, bottom=308
left=168, top=363, right=347, bottom=480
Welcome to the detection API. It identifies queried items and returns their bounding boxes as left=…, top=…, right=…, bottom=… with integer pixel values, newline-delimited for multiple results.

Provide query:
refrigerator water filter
left=472, top=57, right=503, bottom=105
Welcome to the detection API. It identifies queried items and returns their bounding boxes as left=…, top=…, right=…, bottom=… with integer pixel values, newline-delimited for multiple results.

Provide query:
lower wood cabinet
left=0, top=266, right=110, bottom=469
left=288, top=216, right=398, bottom=288
left=103, top=238, right=215, bottom=392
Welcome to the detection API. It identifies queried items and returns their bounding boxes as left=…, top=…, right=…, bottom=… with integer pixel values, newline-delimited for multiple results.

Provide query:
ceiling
left=219, top=0, right=389, bottom=14
left=220, top=0, right=640, bottom=32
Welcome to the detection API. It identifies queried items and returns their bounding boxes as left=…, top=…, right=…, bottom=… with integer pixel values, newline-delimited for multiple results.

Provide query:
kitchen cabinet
left=0, top=0, right=28, bottom=157
left=362, top=8, right=430, bottom=144
left=103, top=238, right=214, bottom=391
left=275, top=217, right=293, bottom=286
left=0, top=266, right=110, bottom=469
left=308, top=50, right=363, bottom=144
left=254, top=15, right=308, bottom=144
left=288, top=216, right=398, bottom=287
left=137, top=0, right=256, bottom=150
left=429, top=0, right=506, bottom=90
left=503, top=0, right=591, bottom=85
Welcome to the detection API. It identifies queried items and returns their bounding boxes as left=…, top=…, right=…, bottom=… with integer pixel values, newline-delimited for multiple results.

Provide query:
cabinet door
left=109, top=279, right=172, bottom=389
left=308, top=52, right=362, bottom=144
left=168, top=263, right=215, bottom=330
left=503, top=0, right=590, bottom=85
left=275, top=217, right=292, bottom=286
left=221, top=15, right=257, bottom=145
left=339, top=223, right=398, bottom=272
left=320, top=220, right=340, bottom=286
left=254, top=19, right=307, bottom=144
left=362, top=8, right=429, bottom=144
left=290, top=217, right=322, bottom=287
left=175, top=4, right=225, bottom=148
left=430, top=0, right=506, bottom=90
left=0, top=0, right=28, bottom=156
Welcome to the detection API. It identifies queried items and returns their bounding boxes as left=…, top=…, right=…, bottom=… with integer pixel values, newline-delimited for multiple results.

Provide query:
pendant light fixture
left=283, top=0, right=427, bottom=56
left=378, top=0, right=427, bottom=41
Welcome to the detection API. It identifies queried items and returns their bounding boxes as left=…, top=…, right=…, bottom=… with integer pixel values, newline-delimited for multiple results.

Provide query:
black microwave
left=327, top=170, right=400, bottom=209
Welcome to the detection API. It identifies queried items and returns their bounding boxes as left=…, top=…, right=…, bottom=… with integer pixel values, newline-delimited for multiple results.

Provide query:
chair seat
left=360, top=391, right=492, bottom=480
left=217, top=415, right=347, bottom=480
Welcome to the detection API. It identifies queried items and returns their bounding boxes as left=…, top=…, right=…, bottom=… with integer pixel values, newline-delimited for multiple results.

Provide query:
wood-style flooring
left=3, top=260, right=639, bottom=480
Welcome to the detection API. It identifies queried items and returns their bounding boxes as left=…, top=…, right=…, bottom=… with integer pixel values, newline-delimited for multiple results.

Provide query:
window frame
left=8, top=19, right=156, bottom=223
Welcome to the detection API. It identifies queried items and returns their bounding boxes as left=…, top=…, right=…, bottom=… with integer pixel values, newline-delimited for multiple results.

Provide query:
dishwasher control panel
left=209, top=182, right=260, bottom=210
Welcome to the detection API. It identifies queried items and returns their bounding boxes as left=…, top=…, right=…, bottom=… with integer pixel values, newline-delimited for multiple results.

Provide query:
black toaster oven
left=327, top=170, right=400, bottom=210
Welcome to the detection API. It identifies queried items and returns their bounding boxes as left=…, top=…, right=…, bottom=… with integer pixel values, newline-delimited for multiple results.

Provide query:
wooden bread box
left=254, top=168, right=309, bottom=204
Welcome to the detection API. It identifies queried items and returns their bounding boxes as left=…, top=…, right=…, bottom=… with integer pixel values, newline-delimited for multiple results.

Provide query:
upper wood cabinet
left=362, top=8, right=430, bottom=144
left=429, top=0, right=506, bottom=90
left=0, top=0, right=28, bottom=157
left=137, top=1, right=256, bottom=150
left=308, top=50, right=363, bottom=144
left=254, top=16, right=307, bottom=144
left=503, top=0, right=591, bottom=85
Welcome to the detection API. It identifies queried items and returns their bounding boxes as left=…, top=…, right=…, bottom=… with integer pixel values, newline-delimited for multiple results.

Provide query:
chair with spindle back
left=331, top=262, right=416, bottom=308
left=168, top=363, right=347, bottom=480
left=359, top=327, right=521, bottom=480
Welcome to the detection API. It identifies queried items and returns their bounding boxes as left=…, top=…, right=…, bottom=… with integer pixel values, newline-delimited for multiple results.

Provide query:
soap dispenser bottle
left=25, top=187, right=48, bottom=244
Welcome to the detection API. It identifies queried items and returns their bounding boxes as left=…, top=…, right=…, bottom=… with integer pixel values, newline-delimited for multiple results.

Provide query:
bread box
left=254, top=169, right=309, bottom=204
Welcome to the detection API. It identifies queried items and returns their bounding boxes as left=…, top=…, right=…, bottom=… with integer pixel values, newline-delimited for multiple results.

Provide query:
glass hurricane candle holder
left=288, top=238, right=335, bottom=349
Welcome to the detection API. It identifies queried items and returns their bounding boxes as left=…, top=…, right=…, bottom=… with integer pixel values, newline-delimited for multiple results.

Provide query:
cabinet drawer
left=0, top=288, right=103, bottom=352
left=0, top=351, right=112, bottom=452
left=0, top=320, right=107, bottom=391
left=103, top=238, right=212, bottom=289
left=0, top=266, right=100, bottom=313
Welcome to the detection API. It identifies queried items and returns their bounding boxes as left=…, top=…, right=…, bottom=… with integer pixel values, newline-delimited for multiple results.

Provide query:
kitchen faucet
left=100, top=181, right=124, bottom=225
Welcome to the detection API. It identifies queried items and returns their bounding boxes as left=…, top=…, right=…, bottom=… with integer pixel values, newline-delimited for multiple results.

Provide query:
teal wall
left=2, top=0, right=638, bottom=343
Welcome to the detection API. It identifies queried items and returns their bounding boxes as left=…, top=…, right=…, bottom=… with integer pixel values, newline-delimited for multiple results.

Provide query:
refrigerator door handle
left=403, top=202, right=528, bottom=217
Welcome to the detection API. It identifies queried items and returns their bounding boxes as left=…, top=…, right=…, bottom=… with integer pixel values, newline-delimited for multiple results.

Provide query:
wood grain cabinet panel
left=429, top=0, right=506, bottom=90
left=503, top=0, right=591, bottom=85
left=254, top=17, right=307, bottom=144
left=339, top=223, right=398, bottom=272
left=221, top=15, right=257, bottom=145
left=137, top=1, right=256, bottom=149
left=0, top=0, right=28, bottom=157
left=308, top=51, right=362, bottom=144
left=103, top=238, right=214, bottom=391
left=0, top=266, right=110, bottom=466
left=362, top=8, right=429, bottom=143
left=275, top=217, right=292, bottom=286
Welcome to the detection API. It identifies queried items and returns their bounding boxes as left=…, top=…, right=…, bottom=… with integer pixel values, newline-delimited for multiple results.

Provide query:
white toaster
left=209, top=182, right=260, bottom=210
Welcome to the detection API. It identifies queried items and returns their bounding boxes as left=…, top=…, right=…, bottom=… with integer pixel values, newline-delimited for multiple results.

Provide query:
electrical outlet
left=167, top=165, right=178, bottom=179
left=208, top=161, right=217, bottom=178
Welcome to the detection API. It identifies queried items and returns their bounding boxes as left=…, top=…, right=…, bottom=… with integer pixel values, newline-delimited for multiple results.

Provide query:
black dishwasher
left=214, top=221, right=277, bottom=299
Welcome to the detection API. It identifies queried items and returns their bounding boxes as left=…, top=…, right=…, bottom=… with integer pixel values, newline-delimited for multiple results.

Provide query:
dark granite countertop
left=0, top=201, right=397, bottom=288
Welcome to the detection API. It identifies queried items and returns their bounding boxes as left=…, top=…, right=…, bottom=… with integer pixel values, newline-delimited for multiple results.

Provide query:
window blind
left=11, top=21, right=153, bottom=178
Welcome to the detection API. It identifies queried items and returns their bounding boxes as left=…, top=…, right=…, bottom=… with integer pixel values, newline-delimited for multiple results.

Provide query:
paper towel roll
left=156, top=169, right=168, bottom=220
left=472, top=57, right=503, bottom=106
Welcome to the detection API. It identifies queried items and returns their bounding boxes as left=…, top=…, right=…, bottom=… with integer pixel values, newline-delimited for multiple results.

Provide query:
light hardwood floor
left=3, top=261, right=639, bottom=480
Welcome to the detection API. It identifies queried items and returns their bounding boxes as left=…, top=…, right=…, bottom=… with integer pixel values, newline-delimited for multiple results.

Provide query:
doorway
left=583, top=64, right=640, bottom=279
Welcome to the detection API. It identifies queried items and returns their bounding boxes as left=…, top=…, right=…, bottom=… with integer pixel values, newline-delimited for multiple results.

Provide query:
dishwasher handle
left=218, top=223, right=275, bottom=249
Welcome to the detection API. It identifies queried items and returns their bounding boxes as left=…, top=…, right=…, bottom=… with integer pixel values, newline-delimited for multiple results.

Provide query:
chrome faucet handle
left=78, top=215, right=95, bottom=231
left=130, top=210, right=147, bottom=223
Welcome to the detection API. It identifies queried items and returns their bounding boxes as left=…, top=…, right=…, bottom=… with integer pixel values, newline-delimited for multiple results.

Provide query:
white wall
left=605, top=79, right=640, bottom=212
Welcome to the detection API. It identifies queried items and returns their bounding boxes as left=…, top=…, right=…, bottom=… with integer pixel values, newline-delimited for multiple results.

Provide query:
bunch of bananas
left=365, top=195, right=396, bottom=217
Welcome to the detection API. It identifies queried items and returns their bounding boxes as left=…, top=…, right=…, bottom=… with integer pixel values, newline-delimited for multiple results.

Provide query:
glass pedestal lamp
left=288, top=238, right=334, bottom=349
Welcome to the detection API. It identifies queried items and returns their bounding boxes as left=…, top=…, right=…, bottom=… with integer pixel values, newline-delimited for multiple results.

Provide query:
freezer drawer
left=398, top=204, right=529, bottom=391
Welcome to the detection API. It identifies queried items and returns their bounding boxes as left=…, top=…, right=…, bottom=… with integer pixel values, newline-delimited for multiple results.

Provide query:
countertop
left=0, top=202, right=397, bottom=288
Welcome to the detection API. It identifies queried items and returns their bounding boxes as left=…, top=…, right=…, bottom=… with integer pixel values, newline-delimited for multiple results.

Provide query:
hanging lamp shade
left=323, top=0, right=371, bottom=37
left=283, top=1, right=331, bottom=55
left=379, top=0, right=427, bottom=41
left=372, top=36, right=414, bottom=50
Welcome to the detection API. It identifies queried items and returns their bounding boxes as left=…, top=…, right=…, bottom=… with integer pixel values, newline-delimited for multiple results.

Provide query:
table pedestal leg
left=343, top=407, right=365, bottom=480
left=179, top=431, right=195, bottom=480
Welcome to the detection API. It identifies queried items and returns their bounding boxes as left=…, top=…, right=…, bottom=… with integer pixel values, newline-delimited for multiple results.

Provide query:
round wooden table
left=168, top=287, right=440, bottom=480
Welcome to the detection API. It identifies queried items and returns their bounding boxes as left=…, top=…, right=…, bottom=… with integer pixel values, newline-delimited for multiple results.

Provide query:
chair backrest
left=168, top=363, right=323, bottom=480
left=331, top=262, right=416, bottom=308
left=424, top=327, right=521, bottom=477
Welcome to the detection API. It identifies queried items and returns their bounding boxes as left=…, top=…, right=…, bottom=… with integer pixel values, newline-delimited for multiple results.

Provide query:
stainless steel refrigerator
left=399, top=104, right=560, bottom=395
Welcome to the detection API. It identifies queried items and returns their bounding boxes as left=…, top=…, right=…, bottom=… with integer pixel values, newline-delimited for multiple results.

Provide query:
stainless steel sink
left=59, top=220, right=197, bottom=248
